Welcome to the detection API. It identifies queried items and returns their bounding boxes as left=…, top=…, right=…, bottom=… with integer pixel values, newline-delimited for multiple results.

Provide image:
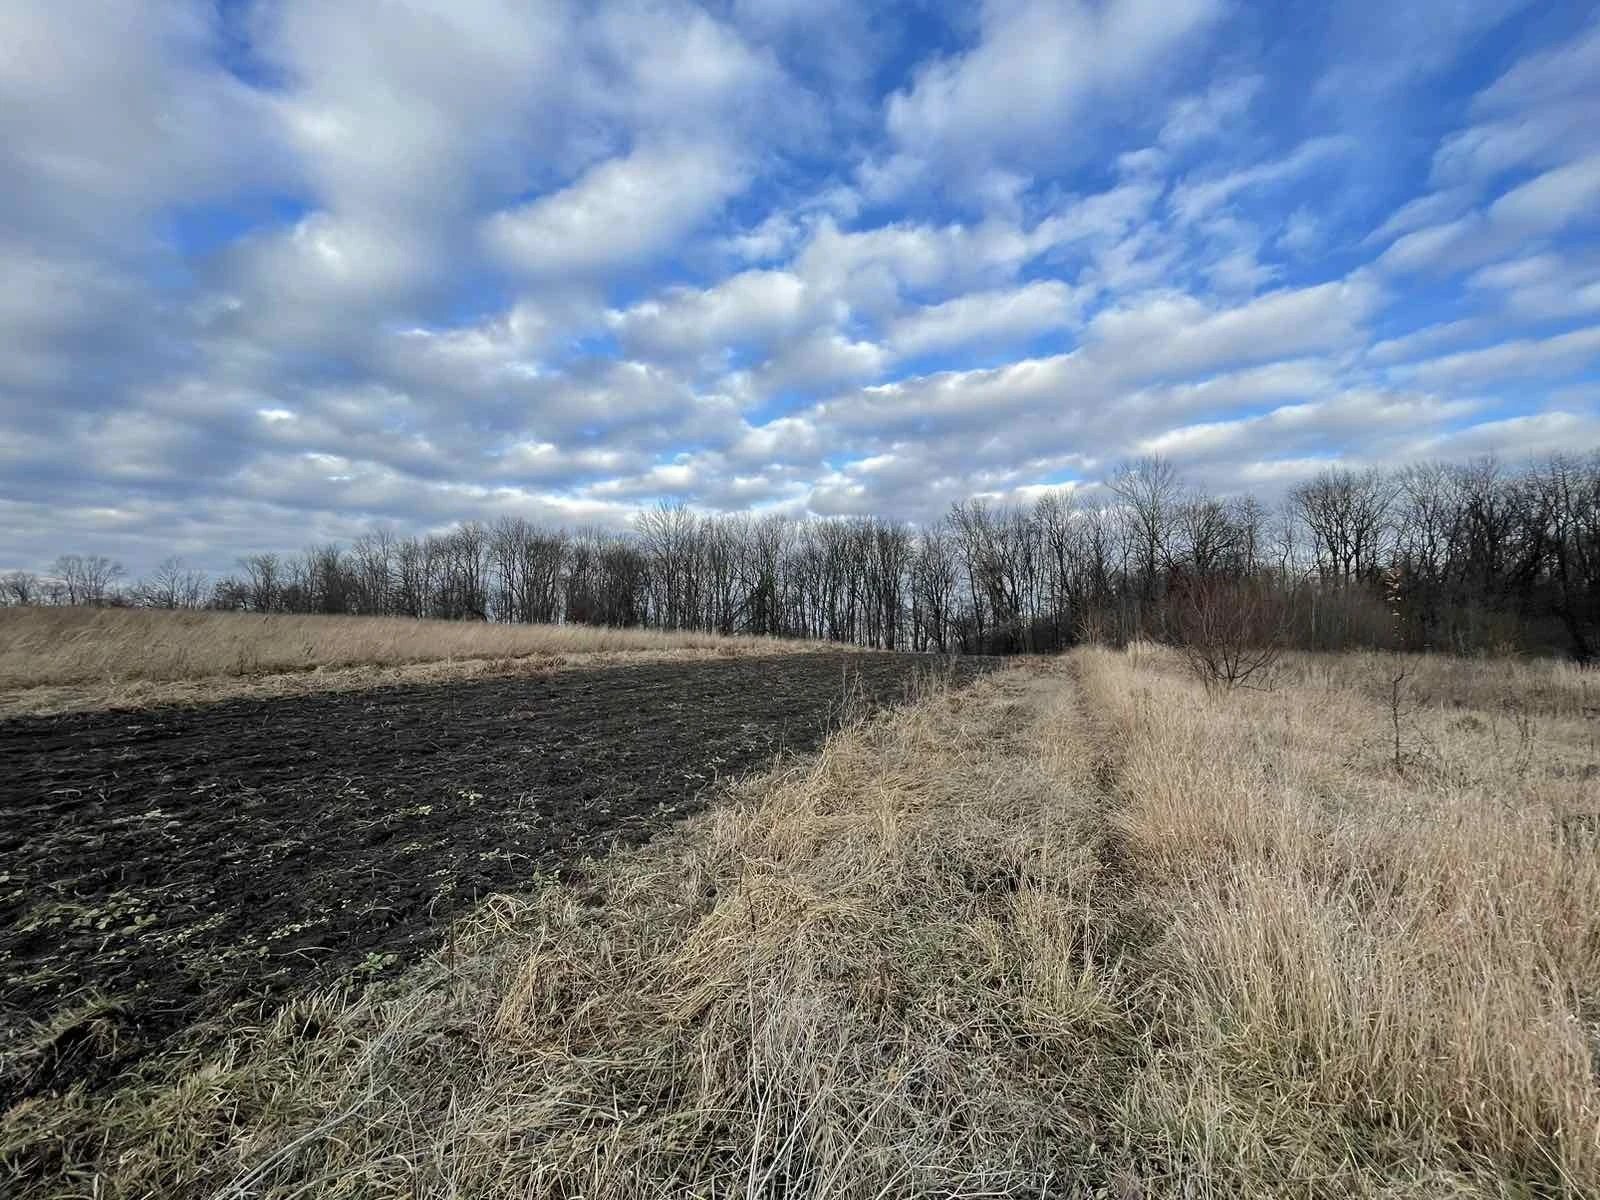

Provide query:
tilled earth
left=0, top=652, right=989, bottom=1102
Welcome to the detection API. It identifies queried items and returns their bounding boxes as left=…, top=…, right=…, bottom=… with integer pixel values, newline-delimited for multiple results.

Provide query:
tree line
left=5, top=450, right=1598, bottom=661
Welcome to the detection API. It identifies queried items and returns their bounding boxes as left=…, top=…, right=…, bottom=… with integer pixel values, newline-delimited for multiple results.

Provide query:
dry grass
left=1274, top=646, right=1600, bottom=719
left=7, top=646, right=1598, bottom=1197
left=1078, top=641, right=1600, bottom=1195
left=0, top=606, right=815, bottom=715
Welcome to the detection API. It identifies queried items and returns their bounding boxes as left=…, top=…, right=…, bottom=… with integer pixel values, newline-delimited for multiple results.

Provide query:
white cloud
left=1160, top=75, right=1262, bottom=147
left=1135, top=390, right=1477, bottom=463
left=3, top=2, right=1599, bottom=575
left=1377, top=216, right=1482, bottom=273
left=1487, top=155, right=1600, bottom=235
left=1276, top=209, right=1321, bottom=256
left=1366, top=319, right=1492, bottom=365
left=1395, top=325, right=1600, bottom=387
left=486, top=143, right=747, bottom=276
left=881, top=0, right=1223, bottom=185
left=1365, top=188, right=1474, bottom=246
left=886, top=281, right=1082, bottom=358
left=1169, top=136, right=1353, bottom=224
left=1086, top=275, right=1383, bottom=379
left=259, top=0, right=570, bottom=223
left=1468, top=253, right=1600, bottom=319
left=1430, top=103, right=1600, bottom=186
left=1417, top=410, right=1600, bottom=462
left=1471, top=19, right=1600, bottom=115
left=1378, top=156, right=1600, bottom=275
left=612, top=270, right=813, bottom=362
left=756, top=332, right=888, bottom=393
left=0, top=2, right=284, bottom=242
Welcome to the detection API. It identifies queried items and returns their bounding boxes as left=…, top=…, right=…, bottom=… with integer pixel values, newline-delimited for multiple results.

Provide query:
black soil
left=0, top=652, right=991, bottom=1102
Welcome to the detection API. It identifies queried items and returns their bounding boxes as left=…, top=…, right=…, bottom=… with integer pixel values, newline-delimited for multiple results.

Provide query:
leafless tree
left=52, top=554, right=124, bottom=605
left=131, top=557, right=209, bottom=609
left=1109, top=456, right=1182, bottom=610
left=2, top=570, right=41, bottom=606
left=238, top=553, right=283, bottom=612
left=130, top=446, right=1599, bottom=661
left=1290, top=467, right=1398, bottom=586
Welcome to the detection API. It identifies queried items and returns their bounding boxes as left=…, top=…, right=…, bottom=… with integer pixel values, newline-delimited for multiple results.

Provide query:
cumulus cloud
left=886, top=282, right=1082, bottom=359
left=1086, top=276, right=1383, bottom=379
left=1394, top=326, right=1600, bottom=387
left=486, top=144, right=748, bottom=277
left=878, top=0, right=1224, bottom=194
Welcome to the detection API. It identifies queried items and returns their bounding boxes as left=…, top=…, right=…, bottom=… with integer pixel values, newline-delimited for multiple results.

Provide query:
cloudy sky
left=3, top=1, right=1599, bottom=576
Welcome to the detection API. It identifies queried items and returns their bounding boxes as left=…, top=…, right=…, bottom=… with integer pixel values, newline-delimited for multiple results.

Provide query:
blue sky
left=2, top=0, right=1598, bottom=576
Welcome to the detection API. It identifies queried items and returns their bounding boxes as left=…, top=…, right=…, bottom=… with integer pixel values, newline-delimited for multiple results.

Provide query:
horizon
left=4, top=1, right=1600, bottom=579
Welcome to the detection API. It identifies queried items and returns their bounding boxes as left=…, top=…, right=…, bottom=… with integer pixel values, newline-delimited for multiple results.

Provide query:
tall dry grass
left=0, top=606, right=810, bottom=703
left=1078, top=642, right=1600, bottom=1194
left=7, top=647, right=1597, bottom=1197
left=1274, top=646, right=1600, bottom=719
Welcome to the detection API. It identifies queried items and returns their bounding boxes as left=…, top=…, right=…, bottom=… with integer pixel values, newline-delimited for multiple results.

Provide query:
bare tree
left=2, top=570, right=40, bottom=606
left=52, top=554, right=124, bottom=605
left=1109, top=456, right=1182, bottom=617
left=131, top=557, right=208, bottom=609
left=38, top=445, right=1597, bottom=661
left=238, top=553, right=283, bottom=612
left=1290, top=467, right=1398, bottom=586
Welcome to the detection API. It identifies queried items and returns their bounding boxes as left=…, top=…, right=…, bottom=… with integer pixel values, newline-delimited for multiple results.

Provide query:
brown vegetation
left=0, top=606, right=816, bottom=715
left=7, top=646, right=1596, bottom=1196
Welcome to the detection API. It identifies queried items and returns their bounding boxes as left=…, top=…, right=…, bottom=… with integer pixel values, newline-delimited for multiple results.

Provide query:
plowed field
left=1, top=652, right=989, bottom=1103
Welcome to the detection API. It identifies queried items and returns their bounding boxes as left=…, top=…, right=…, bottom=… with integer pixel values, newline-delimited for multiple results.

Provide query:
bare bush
left=1166, top=573, right=1287, bottom=691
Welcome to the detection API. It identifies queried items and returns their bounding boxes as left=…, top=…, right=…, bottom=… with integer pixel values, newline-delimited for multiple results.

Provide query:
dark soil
left=0, top=652, right=992, bottom=1103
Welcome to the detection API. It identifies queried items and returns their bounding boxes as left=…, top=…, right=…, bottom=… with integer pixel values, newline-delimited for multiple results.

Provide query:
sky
left=3, top=0, right=1599, bottom=578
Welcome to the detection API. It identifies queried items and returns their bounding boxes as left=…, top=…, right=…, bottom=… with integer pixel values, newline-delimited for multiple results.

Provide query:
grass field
left=4, top=643, right=1597, bottom=1196
left=0, top=606, right=815, bottom=715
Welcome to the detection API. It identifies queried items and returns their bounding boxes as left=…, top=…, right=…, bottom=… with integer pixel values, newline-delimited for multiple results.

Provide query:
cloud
left=1394, top=325, right=1600, bottom=387
left=1487, top=155, right=1600, bottom=235
left=2, top=3, right=1599, bottom=577
left=1377, top=156, right=1600, bottom=275
left=1160, top=75, right=1262, bottom=147
left=610, top=270, right=812, bottom=363
left=0, top=3, right=284, bottom=245
left=1471, top=18, right=1600, bottom=115
left=1169, top=136, right=1353, bottom=225
left=880, top=0, right=1224, bottom=189
left=486, top=143, right=748, bottom=277
left=1366, top=319, right=1492, bottom=365
left=1135, top=390, right=1479, bottom=464
left=886, top=281, right=1082, bottom=358
left=1085, top=275, right=1383, bottom=379
left=1467, top=253, right=1600, bottom=320
left=1365, top=189, right=1475, bottom=246
left=258, top=0, right=571, bottom=222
